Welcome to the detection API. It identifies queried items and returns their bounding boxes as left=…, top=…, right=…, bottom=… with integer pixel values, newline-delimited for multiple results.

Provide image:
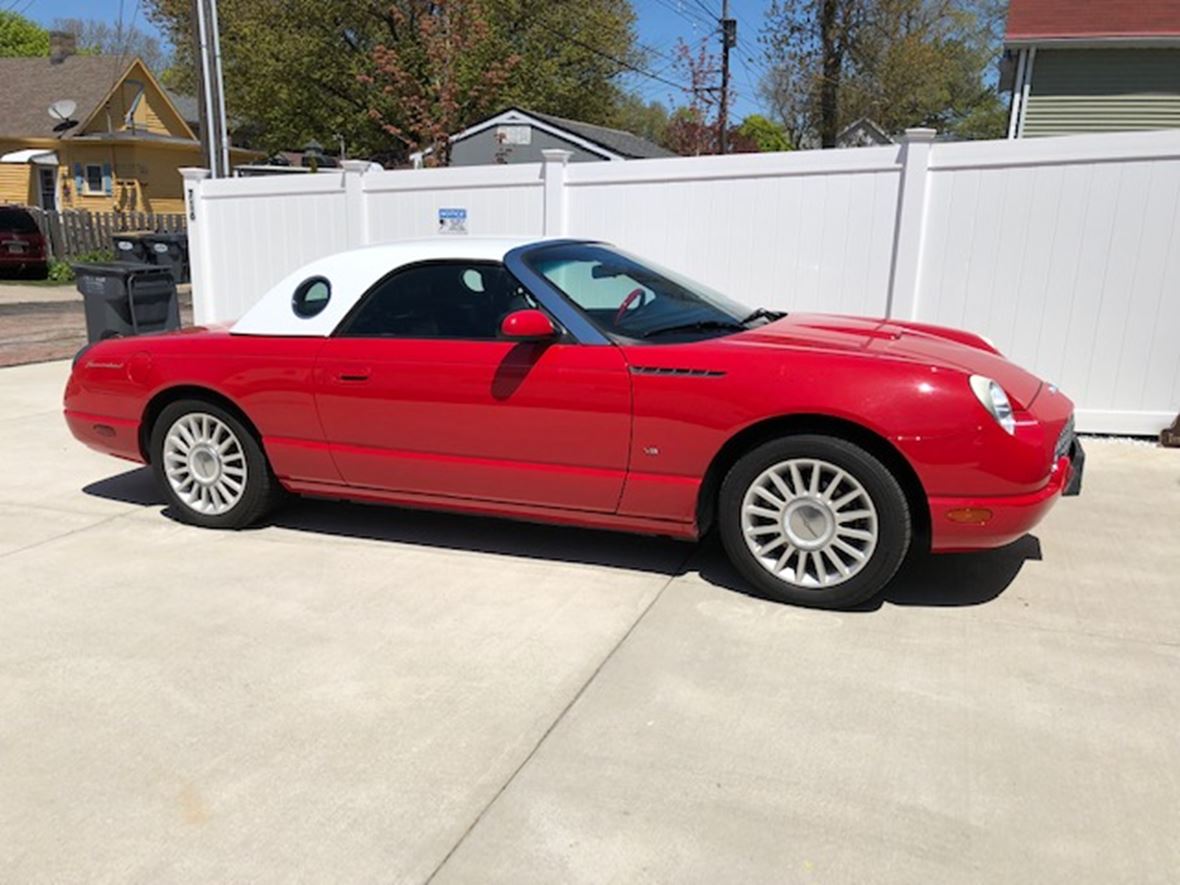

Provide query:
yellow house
left=0, top=47, right=254, bottom=216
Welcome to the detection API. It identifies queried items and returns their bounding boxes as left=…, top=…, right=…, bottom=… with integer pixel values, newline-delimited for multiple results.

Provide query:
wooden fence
left=26, top=208, right=186, bottom=261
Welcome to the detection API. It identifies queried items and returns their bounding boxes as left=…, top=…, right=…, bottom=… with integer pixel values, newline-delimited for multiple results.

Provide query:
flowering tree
left=361, top=0, right=519, bottom=166
left=663, top=41, right=787, bottom=155
left=663, top=40, right=723, bottom=156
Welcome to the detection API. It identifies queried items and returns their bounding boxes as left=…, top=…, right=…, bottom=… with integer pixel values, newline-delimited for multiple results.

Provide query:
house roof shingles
left=164, top=89, right=201, bottom=127
left=0, top=55, right=142, bottom=139
left=525, top=109, right=677, bottom=159
left=1006, top=0, right=1180, bottom=42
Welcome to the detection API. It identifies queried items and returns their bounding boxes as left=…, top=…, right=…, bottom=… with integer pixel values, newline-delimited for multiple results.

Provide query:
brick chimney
left=49, top=31, right=77, bottom=65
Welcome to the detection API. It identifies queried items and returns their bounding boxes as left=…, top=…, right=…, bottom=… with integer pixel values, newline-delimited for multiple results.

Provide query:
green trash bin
left=74, top=262, right=180, bottom=343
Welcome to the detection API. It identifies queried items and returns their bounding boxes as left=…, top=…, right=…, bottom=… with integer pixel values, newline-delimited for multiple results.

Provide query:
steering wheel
left=615, top=287, right=649, bottom=326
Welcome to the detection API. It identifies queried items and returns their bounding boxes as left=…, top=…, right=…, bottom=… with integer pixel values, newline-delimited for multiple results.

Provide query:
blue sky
left=32, top=0, right=773, bottom=119
left=627, top=0, right=774, bottom=119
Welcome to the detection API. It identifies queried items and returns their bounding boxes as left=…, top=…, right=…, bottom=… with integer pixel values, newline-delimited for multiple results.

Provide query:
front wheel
left=150, top=399, right=285, bottom=529
left=718, top=435, right=911, bottom=609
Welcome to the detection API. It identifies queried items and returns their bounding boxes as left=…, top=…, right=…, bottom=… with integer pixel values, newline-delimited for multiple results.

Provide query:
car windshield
left=524, top=242, right=768, bottom=342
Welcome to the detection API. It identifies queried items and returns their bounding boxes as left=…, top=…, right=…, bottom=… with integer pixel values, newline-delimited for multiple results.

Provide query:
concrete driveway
left=1, top=360, right=1177, bottom=884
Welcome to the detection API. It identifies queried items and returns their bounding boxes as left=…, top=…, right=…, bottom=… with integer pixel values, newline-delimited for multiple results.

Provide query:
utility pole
left=719, top=1, right=736, bottom=154
left=191, top=0, right=230, bottom=176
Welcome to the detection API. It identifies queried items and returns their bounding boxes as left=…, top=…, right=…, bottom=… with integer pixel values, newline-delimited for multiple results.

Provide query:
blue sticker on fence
left=438, top=207, right=468, bottom=234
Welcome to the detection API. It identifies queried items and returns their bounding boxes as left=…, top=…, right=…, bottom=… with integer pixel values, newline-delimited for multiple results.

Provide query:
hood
left=730, top=313, right=1044, bottom=408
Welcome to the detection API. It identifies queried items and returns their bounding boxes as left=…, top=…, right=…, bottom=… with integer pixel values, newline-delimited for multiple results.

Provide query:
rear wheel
left=150, top=399, right=284, bottom=529
left=718, top=434, right=911, bottom=609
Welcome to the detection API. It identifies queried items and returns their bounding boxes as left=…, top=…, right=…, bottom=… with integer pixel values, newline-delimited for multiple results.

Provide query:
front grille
left=1055, top=415, right=1075, bottom=460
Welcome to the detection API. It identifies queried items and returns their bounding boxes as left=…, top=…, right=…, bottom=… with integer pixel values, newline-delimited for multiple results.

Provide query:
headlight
left=969, top=375, right=1016, bottom=435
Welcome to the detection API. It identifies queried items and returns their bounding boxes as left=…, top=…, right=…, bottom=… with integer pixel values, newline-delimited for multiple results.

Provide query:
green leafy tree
left=735, top=114, right=792, bottom=151
left=145, top=0, right=638, bottom=163
left=489, top=0, right=637, bottom=126
left=362, top=0, right=519, bottom=164
left=610, top=93, right=670, bottom=148
left=0, top=11, right=50, bottom=57
left=761, top=0, right=1006, bottom=146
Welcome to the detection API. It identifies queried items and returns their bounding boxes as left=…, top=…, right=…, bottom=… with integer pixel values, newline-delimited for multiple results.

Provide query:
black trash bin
left=112, top=232, right=150, bottom=263
left=74, top=262, right=180, bottom=343
left=141, top=231, right=189, bottom=284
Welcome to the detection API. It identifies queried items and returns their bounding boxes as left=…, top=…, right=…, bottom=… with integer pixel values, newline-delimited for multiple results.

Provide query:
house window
left=84, top=164, right=104, bottom=194
left=496, top=125, right=532, bottom=145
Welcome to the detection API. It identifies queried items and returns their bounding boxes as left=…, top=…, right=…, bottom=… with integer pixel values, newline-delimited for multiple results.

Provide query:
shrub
left=49, top=249, right=117, bottom=284
left=47, top=260, right=74, bottom=283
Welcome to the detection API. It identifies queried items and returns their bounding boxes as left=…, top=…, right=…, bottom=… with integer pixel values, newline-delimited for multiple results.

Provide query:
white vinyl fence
left=181, top=127, right=1180, bottom=435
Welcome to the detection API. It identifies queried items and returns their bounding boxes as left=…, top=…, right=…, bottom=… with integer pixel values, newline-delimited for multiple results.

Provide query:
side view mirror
left=500, top=308, right=558, bottom=341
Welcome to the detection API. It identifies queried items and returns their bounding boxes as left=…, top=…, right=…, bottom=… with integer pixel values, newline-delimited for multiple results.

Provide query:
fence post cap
left=179, top=167, right=211, bottom=181
left=541, top=149, right=573, bottom=164
left=901, top=128, right=937, bottom=143
left=341, top=159, right=379, bottom=174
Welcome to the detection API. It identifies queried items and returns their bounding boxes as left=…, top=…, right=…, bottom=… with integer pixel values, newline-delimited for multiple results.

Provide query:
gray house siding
left=1023, top=48, right=1180, bottom=137
left=449, top=126, right=610, bottom=166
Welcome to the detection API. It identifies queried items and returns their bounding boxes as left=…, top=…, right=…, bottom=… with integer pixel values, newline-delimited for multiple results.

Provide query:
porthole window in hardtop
left=292, top=276, right=331, bottom=318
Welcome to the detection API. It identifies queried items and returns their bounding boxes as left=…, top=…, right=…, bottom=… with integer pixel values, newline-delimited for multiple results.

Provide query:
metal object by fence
left=25, top=208, right=186, bottom=261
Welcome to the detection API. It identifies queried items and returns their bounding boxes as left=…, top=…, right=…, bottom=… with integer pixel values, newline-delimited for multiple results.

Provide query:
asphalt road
left=1, top=360, right=1177, bottom=884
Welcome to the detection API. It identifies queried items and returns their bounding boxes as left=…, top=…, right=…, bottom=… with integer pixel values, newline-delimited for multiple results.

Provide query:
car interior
left=338, top=262, right=538, bottom=339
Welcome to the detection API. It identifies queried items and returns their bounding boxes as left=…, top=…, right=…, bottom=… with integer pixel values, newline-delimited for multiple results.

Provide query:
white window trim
left=83, top=163, right=105, bottom=195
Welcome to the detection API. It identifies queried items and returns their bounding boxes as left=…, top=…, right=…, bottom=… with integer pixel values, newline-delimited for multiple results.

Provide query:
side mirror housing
left=500, top=308, right=558, bottom=341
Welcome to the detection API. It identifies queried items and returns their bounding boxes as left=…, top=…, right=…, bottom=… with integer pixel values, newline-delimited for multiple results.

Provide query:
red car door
left=314, top=261, right=632, bottom=512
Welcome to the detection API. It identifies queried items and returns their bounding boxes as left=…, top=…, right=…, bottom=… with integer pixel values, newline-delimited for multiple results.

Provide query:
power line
left=531, top=20, right=694, bottom=94
left=651, top=0, right=716, bottom=32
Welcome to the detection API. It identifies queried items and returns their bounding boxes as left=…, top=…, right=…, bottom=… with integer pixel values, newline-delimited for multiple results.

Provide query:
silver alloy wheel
left=162, top=412, right=248, bottom=516
left=740, top=457, right=878, bottom=589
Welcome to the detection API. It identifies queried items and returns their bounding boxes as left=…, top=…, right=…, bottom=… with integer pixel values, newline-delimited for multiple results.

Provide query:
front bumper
left=929, top=439, right=1083, bottom=552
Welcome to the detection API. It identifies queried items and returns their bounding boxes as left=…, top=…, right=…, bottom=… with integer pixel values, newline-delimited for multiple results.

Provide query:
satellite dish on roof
left=48, top=99, right=77, bottom=122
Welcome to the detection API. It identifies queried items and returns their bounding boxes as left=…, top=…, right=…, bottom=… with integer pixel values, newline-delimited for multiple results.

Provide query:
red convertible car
left=64, top=237, right=1082, bottom=608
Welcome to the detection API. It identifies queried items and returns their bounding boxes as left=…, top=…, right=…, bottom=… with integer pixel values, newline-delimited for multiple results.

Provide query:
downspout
left=1015, top=47, right=1037, bottom=138
left=1007, top=48, right=1028, bottom=140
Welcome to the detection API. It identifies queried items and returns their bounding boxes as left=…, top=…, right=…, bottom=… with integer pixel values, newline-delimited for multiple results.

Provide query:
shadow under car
left=84, top=466, right=1041, bottom=609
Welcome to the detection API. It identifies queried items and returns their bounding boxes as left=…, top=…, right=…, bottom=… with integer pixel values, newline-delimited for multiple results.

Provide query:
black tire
left=150, top=398, right=285, bottom=529
left=718, top=434, right=911, bottom=609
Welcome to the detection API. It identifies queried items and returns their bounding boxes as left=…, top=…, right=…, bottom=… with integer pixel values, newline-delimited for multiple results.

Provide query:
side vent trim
left=629, top=366, right=727, bottom=377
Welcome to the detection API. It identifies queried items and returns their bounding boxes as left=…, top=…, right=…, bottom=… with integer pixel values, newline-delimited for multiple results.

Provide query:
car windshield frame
left=518, top=242, right=759, bottom=344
